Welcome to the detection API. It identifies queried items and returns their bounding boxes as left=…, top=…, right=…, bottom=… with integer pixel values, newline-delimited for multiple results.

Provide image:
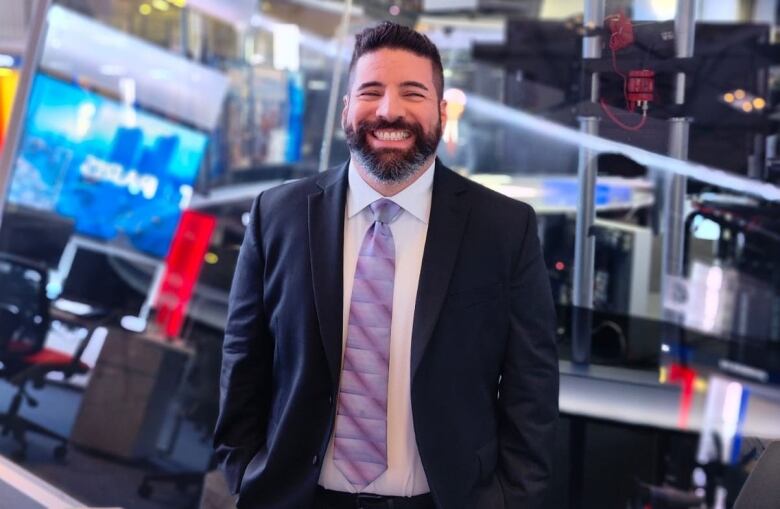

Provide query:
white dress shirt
left=317, top=160, right=435, bottom=495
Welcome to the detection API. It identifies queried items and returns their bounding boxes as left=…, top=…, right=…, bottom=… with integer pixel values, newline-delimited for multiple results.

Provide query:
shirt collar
left=347, top=159, right=435, bottom=224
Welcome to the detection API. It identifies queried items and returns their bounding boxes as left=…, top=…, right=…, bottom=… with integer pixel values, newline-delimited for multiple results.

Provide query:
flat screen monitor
left=6, top=72, right=209, bottom=258
left=0, top=68, right=19, bottom=152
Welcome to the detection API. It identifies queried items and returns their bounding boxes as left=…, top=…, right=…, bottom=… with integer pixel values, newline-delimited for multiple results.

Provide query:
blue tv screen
left=8, top=73, right=209, bottom=258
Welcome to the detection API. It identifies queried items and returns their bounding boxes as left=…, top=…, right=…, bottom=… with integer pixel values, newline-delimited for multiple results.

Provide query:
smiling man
left=214, top=22, right=559, bottom=509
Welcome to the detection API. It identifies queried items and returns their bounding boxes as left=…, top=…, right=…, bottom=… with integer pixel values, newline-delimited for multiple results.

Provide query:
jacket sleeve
left=213, top=194, right=274, bottom=495
left=496, top=204, right=559, bottom=509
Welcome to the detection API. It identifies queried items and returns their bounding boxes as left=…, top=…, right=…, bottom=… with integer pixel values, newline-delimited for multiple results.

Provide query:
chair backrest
left=733, top=441, right=780, bottom=509
left=0, top=306, right=22, bottom=353
left=0, top=253, right=49, bottom=360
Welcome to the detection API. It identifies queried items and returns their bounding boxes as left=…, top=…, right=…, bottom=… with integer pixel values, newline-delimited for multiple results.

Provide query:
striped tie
left=333, top=198, right=402, bottom=490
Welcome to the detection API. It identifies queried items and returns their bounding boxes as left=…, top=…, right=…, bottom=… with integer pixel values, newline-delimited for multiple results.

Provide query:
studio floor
left=0, top=378, right=212, bottom=509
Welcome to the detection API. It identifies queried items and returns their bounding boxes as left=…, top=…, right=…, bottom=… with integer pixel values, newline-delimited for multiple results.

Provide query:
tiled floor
left=0, top=378, right=211, bottom=509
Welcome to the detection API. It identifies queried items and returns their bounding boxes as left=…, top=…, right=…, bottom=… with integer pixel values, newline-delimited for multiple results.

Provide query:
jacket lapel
left=411, top=160, right=470, bottom=379
left=308, top=163, right=348, bottom=387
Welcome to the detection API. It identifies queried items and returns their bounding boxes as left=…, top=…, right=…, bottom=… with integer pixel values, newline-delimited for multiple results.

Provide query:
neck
left=353, top=156, right=435, bottom=197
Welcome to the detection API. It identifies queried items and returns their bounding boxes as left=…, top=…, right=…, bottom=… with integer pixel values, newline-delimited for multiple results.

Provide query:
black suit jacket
left=214, top=160, right=559, bottom=509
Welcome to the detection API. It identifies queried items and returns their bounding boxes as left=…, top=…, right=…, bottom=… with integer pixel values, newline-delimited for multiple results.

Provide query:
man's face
left=342, top=48, right=447, bottom=184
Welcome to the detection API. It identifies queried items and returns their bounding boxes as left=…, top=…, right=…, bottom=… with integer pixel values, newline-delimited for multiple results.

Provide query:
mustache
left=355, top=118, right=424, bottom=138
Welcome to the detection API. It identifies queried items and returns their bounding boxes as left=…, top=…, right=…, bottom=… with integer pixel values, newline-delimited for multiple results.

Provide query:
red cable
left=599, top=98, right=647, bottom=131
left=609, top=32, right=632, bottom=111
left=602, top=14, right=646, bottom=130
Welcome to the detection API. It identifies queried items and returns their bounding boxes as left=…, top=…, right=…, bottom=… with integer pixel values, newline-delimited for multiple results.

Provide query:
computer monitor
left=6, top=72, right=209, bottom=259
left=0, top=204, right=74, bottom=268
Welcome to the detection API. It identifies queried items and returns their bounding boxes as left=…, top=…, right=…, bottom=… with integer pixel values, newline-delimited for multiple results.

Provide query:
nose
left=375, top=92, right=404, bottom=122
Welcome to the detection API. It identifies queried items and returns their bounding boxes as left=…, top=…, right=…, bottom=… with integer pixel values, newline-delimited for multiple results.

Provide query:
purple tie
left=333, top=198, right=402, bottom=490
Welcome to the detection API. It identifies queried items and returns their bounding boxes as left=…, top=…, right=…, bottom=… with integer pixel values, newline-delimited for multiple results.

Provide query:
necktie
left=333, top=198, right=402, bottom=490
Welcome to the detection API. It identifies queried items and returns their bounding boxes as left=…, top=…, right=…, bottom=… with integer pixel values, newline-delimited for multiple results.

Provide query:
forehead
left=351, top=48, right=435, bottom=88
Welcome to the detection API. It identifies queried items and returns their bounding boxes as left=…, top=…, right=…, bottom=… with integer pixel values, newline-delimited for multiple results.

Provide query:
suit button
left=312, top=455, right=318, bottom=465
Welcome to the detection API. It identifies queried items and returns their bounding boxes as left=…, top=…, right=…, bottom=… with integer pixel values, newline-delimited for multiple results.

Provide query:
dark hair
left=348, top=21, right=444, bottom=100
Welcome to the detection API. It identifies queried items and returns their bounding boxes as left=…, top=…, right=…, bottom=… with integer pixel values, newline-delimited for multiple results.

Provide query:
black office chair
left=733, top=441, right=780, bottom=509
left=0, top=253, right=94, bottom=461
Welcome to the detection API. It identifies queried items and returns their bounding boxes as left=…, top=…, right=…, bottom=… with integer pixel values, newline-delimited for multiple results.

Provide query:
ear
left=341, top=94, right=349, bottom=129
left=439, top=99, right=448, bottom=126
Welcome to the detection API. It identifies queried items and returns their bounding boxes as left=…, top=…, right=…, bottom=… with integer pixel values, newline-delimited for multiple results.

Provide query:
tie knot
left=369, top=199, right=402, bottom=224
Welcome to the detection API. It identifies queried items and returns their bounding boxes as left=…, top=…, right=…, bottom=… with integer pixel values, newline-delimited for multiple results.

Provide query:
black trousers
left=314, top=487, right=436, bottom=509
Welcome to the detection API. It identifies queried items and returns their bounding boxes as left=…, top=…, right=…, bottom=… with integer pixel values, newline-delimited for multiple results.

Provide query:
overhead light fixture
left=99, top=64, right=127, bottom=76
left=722, top=89, right=765, bottom=114
left=139, top=3, right=152, bottom=15
left=0, top=54, right=15, bottom=67
left=150, top=68, right=171, bottom=80
left=167, top=0, right=187, bottom=7
left=152, top=0, right=169, bottom=11
left=273, top=24, right=300, bottom=72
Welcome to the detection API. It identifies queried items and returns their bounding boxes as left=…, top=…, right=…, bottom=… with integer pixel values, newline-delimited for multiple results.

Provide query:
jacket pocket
left=476, top=438, right=499, bottom=483
left=238, top=445, right=268, bottom=495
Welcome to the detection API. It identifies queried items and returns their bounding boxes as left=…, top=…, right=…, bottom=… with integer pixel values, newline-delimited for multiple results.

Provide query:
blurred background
left=0, top=0, right=779, bottom=508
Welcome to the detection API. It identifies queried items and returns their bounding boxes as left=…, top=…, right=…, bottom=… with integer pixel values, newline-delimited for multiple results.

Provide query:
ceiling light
left=99, top=64, right=126, bottom=76
left=152, top=0, right=169, bottom=11
left=139, top=3, right=152, bottom=15
left=0, top=54, right=15, bottom=67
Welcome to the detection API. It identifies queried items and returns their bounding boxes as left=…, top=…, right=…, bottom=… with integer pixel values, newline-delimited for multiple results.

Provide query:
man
left=214, top=22, right=558, bottom=509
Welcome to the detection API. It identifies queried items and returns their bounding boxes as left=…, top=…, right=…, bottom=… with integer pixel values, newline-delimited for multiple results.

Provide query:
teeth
left=374, top=130, right=410, bottom=141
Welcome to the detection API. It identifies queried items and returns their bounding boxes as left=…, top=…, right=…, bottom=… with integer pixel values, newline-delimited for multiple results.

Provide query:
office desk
left=70, top=326, right=191, bottom=460
left=560, top=360, right=780, bottom=439
left=558, top=327, right=780, bottom=509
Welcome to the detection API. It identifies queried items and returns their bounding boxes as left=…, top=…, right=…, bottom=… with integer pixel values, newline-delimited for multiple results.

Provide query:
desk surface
left=560, top=360, right=780, bottom=440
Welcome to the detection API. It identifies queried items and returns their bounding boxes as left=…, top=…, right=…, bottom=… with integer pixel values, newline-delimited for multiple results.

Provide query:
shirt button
left=312, top=455, right=318, bottom=465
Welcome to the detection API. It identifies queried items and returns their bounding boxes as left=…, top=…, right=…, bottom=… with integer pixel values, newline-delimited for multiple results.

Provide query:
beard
left=344, top=117, right=442, bottom=184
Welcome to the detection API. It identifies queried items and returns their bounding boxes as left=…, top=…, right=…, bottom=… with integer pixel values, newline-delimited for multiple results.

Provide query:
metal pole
left=661, top=0, right=696, bottom=320
left=180, top=6, right=189, bottom=57
left=318, top=0, right=353, bottom=173
left=0, top=0, right=51, bottom=228
left=571, top=0, right=604, bottom=364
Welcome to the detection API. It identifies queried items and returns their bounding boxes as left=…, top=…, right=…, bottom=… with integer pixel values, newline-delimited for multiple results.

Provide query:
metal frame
left=661, top=0, right=697, bottom=321
left=318, top=0, right=354, bottom=172
left=52, top=236, right=166, bottom=332
left=0, top=0, right=51, bottom=228
left=571, top=0, right=605, bottom=364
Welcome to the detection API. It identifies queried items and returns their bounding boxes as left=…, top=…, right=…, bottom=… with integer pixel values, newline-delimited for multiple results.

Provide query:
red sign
left=155, top=210, right=216, bottom=338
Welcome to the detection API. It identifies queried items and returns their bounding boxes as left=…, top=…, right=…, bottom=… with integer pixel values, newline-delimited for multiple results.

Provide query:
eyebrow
left=356, top=81, right=384, bottom=91
left=400, top=81, right=429, bottom=92
left=355, top=80, right=431, bottom=92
